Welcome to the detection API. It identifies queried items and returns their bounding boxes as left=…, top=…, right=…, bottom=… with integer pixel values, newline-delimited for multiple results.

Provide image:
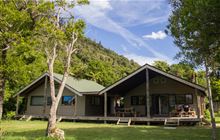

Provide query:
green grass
left=0, top=120, right=220, bottom=140
left=215, top=113, right=220, bottom=123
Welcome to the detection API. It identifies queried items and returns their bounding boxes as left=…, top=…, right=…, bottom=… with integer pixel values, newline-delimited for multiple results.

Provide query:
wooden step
left=19, top=115, right=26, bottom=120
left=26, top=115, right=32, bottom=122
left=116, top=118, right=131, bottom=126
left=164, top=119, right=179, bottom=126
left=57, top=117, right=63, bottom=122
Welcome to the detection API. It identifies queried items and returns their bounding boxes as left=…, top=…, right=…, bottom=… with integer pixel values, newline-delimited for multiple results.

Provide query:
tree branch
left=2, top=44, right=10, bottom=51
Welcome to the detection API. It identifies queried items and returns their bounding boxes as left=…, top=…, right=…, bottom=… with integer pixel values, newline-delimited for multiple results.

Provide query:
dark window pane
left=47, top=97, right=52, bottom=106
left=131, top=96, right=138, bottom=105
left=176, top=95, right=185, bottom=104
left=139, top=96, right=145, bottom=105
left=131, top=96, right=145, bottom=105
left=62, top=96, right=74, bottom=105
left=169, top=95, right=176, bottom=106
left=91, top=96, right=101, bottom=105
left=186, top=94, right=193, bottom=104
left=31, top=96, right=44, bottom=106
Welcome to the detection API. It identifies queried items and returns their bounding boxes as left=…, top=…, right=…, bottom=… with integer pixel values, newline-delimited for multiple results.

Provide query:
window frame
left=175, top=94, right=186, bottom=104
left=47, top=97, right=52, bottom=106
left=30, top=96, right=44, bottom=106
left=131, top=96, right=145, bottom=105
left=185, top=94, right=193, bottom=104
left=91, top=96, right=101, bottom=106
left=175, top=94, right=193, bottom=105
left=62, top=96, right=74, bottom=106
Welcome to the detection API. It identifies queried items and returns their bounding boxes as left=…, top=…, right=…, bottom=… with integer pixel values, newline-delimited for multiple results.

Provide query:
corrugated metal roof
left=53, top=73, right=105, bottom=93
left=15, top=73, right=105, bottom=97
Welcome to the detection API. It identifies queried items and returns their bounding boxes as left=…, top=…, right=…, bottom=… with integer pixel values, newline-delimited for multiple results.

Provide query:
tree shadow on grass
left=2, top=126, right=219, bottom=140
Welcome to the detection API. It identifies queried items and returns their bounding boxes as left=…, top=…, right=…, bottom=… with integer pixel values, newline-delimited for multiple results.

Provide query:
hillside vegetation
left=61, top=37, right=139, bottom=86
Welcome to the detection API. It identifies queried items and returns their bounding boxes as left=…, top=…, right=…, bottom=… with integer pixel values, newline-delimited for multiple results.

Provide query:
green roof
left=53, top=73, right=105, bottom=93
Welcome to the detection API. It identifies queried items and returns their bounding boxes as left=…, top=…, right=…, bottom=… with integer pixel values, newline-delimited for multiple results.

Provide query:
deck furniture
left=169, top=105, right=196, bottom=117
left=115, top=107, right=137, bottom=117
left=181, top=111, right=196, bottom=117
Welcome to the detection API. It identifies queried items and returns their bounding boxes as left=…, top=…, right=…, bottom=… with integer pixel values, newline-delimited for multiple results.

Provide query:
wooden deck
left=16, top=114, right=202, bottom=123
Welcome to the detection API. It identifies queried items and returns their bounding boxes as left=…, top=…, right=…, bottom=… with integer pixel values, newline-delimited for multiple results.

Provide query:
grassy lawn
left=215, top=113, right=220, bottom=123
left=0, top=120, right=220, bottom=140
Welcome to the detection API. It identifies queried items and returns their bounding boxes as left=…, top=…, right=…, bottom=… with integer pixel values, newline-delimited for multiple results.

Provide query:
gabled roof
left=53, top=73, right=105, bottom=93
left=15, top=73, right=105, bottom=97
left=99, top=63, right=206, bottom=95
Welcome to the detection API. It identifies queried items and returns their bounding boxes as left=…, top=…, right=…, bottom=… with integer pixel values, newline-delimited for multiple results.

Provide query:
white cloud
left=124, top=53, right=174, bottom=66
left=143, top=31, right=167, bottom=40
left=109, top=0, right=170, bottom=27
left=90, top=0, right=112, bottom=10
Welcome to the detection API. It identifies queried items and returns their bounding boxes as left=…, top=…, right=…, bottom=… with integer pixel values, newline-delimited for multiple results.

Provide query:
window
left=55, top=83, right=60, bottom=89
left=131, top=96, right=145, bottom=105
left=47, top=97, right=52, bottom=106
left=30, top=96, right=44, bottom=106
left=176, top=94, right=193, bottom=104
left=169, top=95, right=176, bottom=106
left=176, top=95, right=185, bottom=104
left=185, top=94, right=193, bottom=104
left=62, top=96, right=74, bottom=105
left=91, top=96, right=101, bottom=105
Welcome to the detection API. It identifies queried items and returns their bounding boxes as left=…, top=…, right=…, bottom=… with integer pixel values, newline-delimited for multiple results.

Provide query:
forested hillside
left=54, top=37, right=139, bottom=86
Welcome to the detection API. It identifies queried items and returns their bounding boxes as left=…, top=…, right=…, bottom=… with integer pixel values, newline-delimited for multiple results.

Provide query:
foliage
left=211, top=78, right=220, bottom=102
left=152, top=61, right=170, bottom=72
left=167, top=0, right=220, bottom=67
left=204, top=109, right=211, bottom=119
left=3, top=111, right=15, bottom=120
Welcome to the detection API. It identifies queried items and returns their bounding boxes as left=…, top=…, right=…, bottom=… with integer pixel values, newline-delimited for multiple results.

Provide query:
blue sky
left=75, top=0, right=179, bottom=65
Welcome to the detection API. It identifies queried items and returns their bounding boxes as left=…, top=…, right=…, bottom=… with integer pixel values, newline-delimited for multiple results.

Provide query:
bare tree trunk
left=46, top=100, right=58, bottom=136
left=46, top=48, right=57, bottom=136
left=0, top=46, right=7, bottom=120
left=205, top=60, right=217, bottom=140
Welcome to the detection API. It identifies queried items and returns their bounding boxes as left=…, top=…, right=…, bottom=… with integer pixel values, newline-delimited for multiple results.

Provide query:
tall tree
left=152, top=61, right=170, bottom=72
left=0, top=0, right=44, bottom=120
left=34, top=0, right=88, bottom=138
left=168, top=0, right=220, bottom=139
left=170, top=63, right=194, bottom=81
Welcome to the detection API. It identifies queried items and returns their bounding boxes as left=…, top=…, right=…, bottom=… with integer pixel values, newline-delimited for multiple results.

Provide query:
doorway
left=152, top=95, right=169, bottom=116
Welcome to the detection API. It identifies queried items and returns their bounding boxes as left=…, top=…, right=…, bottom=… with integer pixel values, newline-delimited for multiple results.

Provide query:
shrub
left=4, top=111, right=15, bottom=120
left=204, top=109, right=210, bottom=119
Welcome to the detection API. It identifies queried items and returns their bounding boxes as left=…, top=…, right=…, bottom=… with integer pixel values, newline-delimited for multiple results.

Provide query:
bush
left=4, top=111, right=15, bottom=120
left=204, top=109, right=210, bottom=119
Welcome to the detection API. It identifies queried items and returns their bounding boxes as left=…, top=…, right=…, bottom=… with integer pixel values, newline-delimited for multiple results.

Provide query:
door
left=151, top=95, right=159, bottom=115
left=159, top=95, right=169, bottom=115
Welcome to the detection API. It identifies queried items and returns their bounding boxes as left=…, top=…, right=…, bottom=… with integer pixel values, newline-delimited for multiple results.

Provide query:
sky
left=74, top=0, right=180, bottom=65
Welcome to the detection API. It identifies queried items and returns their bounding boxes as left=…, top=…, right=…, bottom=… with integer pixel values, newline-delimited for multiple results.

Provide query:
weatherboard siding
left=25, top=84, right=76, bottom=116
left=124, top=84, right=146, bottom=116
left=85, top=95, right=104, bottom=116
left=76, top=95, right=86, bottom=116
